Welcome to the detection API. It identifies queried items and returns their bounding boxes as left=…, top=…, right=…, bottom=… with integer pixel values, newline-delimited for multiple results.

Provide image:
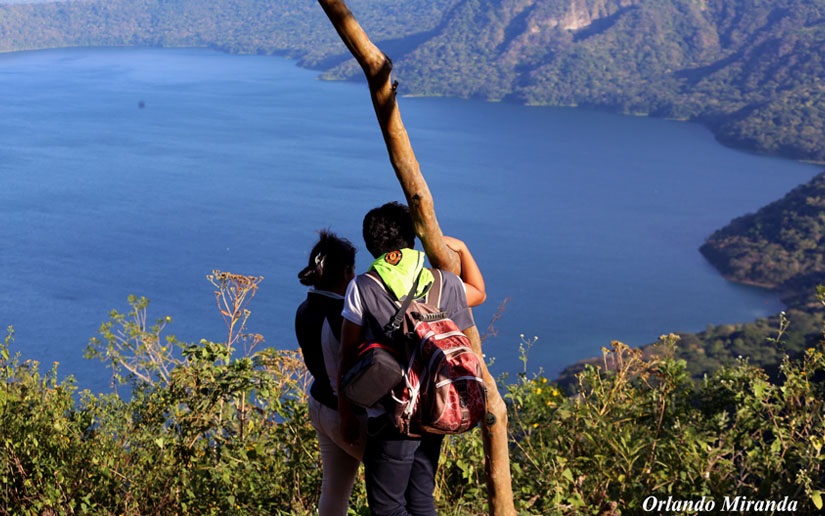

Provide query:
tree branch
left=316, top=2, right=515, bottom=514
left=317, top=0, right=459, bottom=272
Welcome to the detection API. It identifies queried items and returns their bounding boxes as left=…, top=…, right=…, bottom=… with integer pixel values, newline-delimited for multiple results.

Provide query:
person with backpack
left=295, top=230, right=366, bottom=516
left=338, top=202, right=486, bottom=516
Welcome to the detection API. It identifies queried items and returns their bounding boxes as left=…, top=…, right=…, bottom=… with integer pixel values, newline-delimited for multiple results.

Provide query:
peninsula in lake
left=558, top=170, right=825, bottom=388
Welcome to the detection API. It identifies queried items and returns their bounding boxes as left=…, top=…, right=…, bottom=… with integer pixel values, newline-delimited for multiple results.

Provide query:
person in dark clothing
left=295, top=230, right=365, bottom=516
left=339, top=202, right=486, bottom=516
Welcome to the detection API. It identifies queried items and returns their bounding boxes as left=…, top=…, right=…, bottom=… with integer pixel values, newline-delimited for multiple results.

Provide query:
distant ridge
left=1, top=0, right=823, bottom=162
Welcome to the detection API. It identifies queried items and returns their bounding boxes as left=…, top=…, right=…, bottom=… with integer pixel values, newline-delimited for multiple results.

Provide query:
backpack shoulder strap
left=425, top=268, right=443, bottom=310
left=365, top=268, right=423, bottom=337
left=364, top=270, right=386, bottom=294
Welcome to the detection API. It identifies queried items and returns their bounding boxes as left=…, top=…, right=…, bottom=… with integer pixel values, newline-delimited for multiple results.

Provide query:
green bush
left=490, top=337, right=824, bottom=514
left=2, top=277, right=824, bottom=514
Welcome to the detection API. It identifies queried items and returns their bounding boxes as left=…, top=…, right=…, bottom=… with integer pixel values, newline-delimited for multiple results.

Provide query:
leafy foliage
left=492, top=334, right=825, bottom=514
left=3, top=279, right=825, bottom=514
left=1, top=272, right=325, bottom=515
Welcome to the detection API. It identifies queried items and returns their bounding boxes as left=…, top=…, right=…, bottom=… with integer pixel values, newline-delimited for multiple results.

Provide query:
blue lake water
left=0, top=47, right=820, bottom=393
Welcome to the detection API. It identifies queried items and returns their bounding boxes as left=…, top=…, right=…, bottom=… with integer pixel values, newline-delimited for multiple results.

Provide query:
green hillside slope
left=701, top=171, right=825, bottom=309
left=381, top=0, right=825, bottom=162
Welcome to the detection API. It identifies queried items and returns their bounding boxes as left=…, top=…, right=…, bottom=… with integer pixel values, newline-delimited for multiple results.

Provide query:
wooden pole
left=316, top=2, right=516, bottom=514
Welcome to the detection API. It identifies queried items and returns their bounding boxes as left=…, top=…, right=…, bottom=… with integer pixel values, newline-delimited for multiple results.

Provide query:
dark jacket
left=295, top=290, right=344, bottom=410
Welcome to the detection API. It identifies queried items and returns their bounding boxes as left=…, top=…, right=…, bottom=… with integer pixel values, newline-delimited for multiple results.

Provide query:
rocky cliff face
left=560, top=0, right=642, bottom=30
left=495, top=0, right=650, bottom=69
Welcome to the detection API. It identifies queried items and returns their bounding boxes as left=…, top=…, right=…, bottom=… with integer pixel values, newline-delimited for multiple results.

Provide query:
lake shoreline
left=4, top=42, right=817, bottom=168
left=2, top=47, right=819, bottom=392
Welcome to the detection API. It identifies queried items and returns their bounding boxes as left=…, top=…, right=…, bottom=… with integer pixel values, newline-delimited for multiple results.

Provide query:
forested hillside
left=1, top=0, right=823, bottom=162
left=0, top=0, right=455, bottom=58
left=701, top=171, right=825, bottom=309
left=380, top=0, right=825, bottom=162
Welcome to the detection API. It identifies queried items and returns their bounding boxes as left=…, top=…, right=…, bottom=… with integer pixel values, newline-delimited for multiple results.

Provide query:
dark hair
left=362, top=202, right=416, bottom=258
left=298, top=229, right=356, bottom=289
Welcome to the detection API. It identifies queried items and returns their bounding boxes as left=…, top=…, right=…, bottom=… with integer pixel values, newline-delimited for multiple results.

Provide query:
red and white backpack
left=376, top=268, right=488, bottom=436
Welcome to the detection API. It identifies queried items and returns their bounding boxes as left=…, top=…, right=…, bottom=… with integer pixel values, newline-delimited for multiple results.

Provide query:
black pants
left=364, top=416, right=444, bottom=516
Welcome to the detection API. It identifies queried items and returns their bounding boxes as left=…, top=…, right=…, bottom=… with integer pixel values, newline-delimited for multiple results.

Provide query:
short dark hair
left=298, top=229, right=356, bottom=289
left=362, top=202, right=416, bottom=258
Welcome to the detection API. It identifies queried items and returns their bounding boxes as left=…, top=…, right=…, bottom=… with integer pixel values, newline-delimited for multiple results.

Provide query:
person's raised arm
left=442, top=236, right=486, bottom=307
